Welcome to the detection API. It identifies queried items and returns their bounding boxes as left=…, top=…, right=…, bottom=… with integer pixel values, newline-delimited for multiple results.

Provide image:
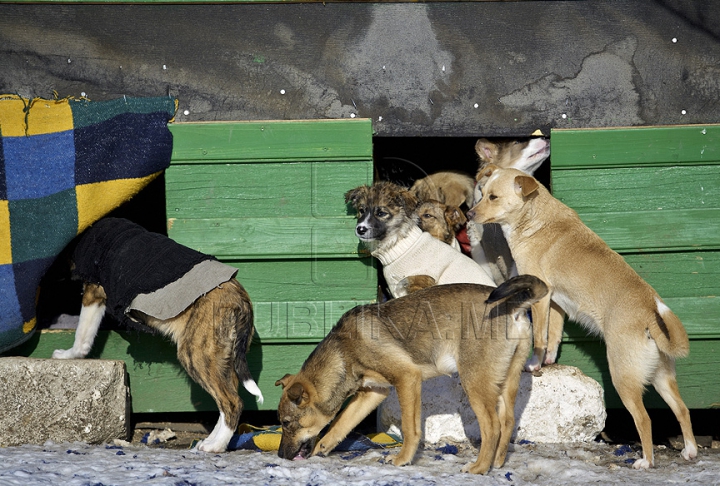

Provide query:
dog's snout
left=466, top=209, right=475, bottom=221
left=356, top=225, right=368, bottom=236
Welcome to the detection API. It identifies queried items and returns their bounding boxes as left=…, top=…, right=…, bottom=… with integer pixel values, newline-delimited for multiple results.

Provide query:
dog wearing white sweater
left=345, top=181, right=495, bottom=297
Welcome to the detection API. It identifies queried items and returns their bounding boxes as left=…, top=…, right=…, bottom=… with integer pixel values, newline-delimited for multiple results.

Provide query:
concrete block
left=377, top=364, right=606, bottom=445
left=0, top=357, right=130, bottom=446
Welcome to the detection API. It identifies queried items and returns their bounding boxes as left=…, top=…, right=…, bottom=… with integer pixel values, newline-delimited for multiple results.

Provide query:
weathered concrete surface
left=378, top=364, right=606, bottom=445
left=1, top=2, right=719, bottom=137
left=0, top=358, right=130, bottom=446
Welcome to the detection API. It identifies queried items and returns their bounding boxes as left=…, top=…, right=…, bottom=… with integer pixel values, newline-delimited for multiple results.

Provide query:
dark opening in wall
left=372, top=136, right=552, bottom=192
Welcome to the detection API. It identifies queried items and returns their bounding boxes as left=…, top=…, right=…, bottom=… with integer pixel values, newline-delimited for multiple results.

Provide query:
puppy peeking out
left=412, top=199, right=466, bottom=247
left=410, top=170, right=474, bottom=210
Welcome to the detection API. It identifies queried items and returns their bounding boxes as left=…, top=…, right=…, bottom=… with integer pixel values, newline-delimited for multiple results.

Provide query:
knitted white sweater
left=372, top=225, right=496, bottom=298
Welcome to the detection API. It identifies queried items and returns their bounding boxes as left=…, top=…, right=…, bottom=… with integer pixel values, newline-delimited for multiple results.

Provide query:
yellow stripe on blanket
left=0, top=200, right=10, bottom=265
left=366, top=432, right=402, bottom=447
left=0, top=97, right=73, bottom=137
left=76, top=172, right=163, bottom=234
left=254, top=433, right=282, bottom=452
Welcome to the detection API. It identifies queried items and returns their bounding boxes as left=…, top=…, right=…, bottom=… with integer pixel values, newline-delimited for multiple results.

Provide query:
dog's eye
left=376, top=209, right=388, bottom=218
left=423, top=213, right=434, bottom=219
left=488, top=194, right=498, bottom=201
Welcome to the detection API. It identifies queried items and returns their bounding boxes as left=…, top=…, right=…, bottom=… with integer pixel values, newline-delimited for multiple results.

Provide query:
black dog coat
left=72, top=217, right=238, bottom=325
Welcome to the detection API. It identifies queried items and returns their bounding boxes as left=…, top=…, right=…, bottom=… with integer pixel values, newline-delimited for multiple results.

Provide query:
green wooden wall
left=5, top=121, right=719, bottom=412
left=3, top=119, right=376, bottom=413
left=166, top=119, right=377, bottom=407
left=549, top=125, right=720, bottom=409
left=166, top=120, right=377, bottom=347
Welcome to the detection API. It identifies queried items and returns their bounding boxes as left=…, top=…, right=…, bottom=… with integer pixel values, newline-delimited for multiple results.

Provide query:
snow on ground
left=1, top=439, right=718, bottom=486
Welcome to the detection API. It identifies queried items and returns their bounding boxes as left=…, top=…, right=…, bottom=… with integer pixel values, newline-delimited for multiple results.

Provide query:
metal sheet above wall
left=1, top=1, right=719, bottom=137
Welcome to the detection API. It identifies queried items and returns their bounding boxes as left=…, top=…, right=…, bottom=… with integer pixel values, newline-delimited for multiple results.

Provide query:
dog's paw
left=387, top=452, right=413, bottom=467
left=195, top=439, right=227, bottom=454
left=52, top=349, right=75, bottom=359
left=524, top=355, right=542, bottom=372
left=461, top=461, right=490, bottom=475
left=632, top=457, right=652, bottom=469
left=682, top=442, right=698, bottom=461
left=313, top=437, right=337, bottom=457
left=397, top=275, right=436, bottom=295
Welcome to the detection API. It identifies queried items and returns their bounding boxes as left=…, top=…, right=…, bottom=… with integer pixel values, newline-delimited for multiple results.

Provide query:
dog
left=469, top=137, right=566, bottom=368
left=52, top=217, right=264, bottom=453
left=410, top=170, right=475, bottom=210
left=275, top=275, right=548, bottom=474
left=467, top=166, right=697, bottom=469
left=412, top=199, right=466, bottom=250
left=469, top=137, right=551, bottom=283
left=345, top=181, right=495, bottom=298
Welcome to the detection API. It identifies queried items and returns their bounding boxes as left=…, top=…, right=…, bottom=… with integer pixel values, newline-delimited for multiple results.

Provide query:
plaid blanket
left=0, top=95, right=176, bottom=353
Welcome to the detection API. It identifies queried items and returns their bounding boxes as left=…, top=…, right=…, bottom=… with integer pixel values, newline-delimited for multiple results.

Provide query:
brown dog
left=410, top=170, right=475, bottom=209
left=275, top=275, right=548, bottom=474
left=52, top=217, right=263, bottom=452
left=475, top=138, right=550, bottom=173
left=413, top=199, right=466, bottom=247
left=467, top=166, right=697, bottom=469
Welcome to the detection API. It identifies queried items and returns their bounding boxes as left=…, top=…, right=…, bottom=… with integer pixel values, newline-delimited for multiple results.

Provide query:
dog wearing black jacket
left=52, top=217, right=263, bottom=452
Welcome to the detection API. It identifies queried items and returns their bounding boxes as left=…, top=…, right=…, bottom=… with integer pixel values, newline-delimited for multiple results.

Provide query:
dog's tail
left=651, top=296, right=690, bottom=358
left=486, top=274, right=549, bottom=309
left=233, top=294, right=264, bottom=405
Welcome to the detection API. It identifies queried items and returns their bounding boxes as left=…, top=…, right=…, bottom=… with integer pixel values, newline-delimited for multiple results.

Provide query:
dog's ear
left=483, top=164, right=499, bottom=178
left=286, top=382, right=310, bottom=407
left=444, top=205, right=466, bottom=231
left=396, top=187, right=419, bottom=216
left=275, top=373, right=294, bottom=389
left=475, top=138, right=499, bottom=164
left=476, top=163, right=499, bottom=189
left=344, top=186, right=367, bottom=207
left=514, top=175, right=539, bottom=197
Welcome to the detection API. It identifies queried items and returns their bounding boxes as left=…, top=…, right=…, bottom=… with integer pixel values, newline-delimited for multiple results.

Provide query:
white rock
left=377, top=364, right=605, bottom=445
left=0, top=357, right=130, bottom=446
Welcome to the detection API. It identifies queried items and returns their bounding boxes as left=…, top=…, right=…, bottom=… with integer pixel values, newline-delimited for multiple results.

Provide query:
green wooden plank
left=254, top=300, right=371, bottom=342
left=230, top=258, right=376, bottom=303
left=167, top=216, right=366, bottom=259
left=551, top=125, right=720, bottom=169
left=2, top=330, right=318, bottom=412
left=166, top=161, right=371, bottom=219
left=624, top=251, right=720, bottom=299
left=552, top=165, right=720, bottom=214
left=556, top=334, right=720, bottom=409
left=169, top=119, right=373, bottom=164
left=575, top=208, right=720, bottom=252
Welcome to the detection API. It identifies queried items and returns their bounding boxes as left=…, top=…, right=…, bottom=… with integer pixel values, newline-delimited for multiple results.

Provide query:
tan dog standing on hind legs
left=467, top=166, right=697, bottom=469
left=52, top=217, right=263, bottom=453
left=275, top=275, right=548, bottom=474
